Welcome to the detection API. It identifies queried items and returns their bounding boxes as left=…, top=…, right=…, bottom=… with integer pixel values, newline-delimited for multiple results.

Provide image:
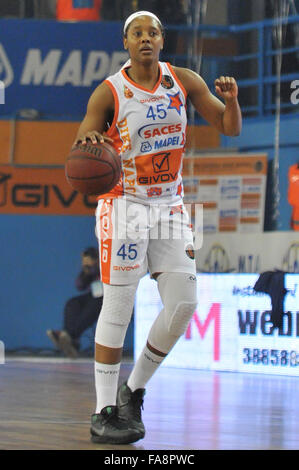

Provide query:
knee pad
left=95, top=282, right=138, bottom=348
left=157, top=272, right=198, bottom=336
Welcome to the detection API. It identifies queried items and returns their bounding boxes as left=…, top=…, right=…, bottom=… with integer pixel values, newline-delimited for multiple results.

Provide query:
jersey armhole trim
left=166, top=63, right=188, bottom=101
left=104, top=79, right=119, bottom=136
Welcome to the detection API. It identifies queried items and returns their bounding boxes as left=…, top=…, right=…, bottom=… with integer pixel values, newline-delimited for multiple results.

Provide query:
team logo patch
left=141, top=142, right=152, bottom=153
left=161, top=75, right=174, bottom=89
left=124, top=85, right=134, bottom=98
left=147, top=187, right=162, bottom=197
left=167, top=92, right=184, bottom=115
left=152, top=152, right=170, bottom=173
left=185, top=244, right=195, bottom=260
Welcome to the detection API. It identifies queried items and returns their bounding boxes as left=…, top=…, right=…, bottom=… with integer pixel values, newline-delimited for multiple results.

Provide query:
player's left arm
left=173, top=67, right=242, bottom=136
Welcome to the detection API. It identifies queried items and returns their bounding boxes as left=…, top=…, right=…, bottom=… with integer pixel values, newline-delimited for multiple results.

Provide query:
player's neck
left=126, top=61, right=160, bottom=90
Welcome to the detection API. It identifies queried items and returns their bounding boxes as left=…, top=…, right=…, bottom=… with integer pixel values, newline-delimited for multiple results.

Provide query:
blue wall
left=0, top=214, right=133, bottom=355
left=221, top=114, right=299, bottom=230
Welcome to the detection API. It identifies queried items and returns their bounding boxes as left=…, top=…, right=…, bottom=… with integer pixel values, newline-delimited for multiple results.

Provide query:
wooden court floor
left=1, top=358, right=299, bottom=450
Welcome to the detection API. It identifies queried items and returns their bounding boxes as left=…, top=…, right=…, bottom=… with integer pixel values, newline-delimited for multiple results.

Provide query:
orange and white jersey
left=99, top=61, right=187, bottom=205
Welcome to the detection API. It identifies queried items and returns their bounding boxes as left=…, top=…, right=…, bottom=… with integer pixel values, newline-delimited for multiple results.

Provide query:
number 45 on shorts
left=117, top=243, right=138, bottom=260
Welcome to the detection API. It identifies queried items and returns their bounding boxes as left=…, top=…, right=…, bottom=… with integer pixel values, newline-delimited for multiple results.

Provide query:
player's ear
left=123, top=36, right=128, bottom=50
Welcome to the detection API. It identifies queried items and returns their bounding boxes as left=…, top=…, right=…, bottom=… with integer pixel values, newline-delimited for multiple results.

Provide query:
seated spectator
left=47, top=247, right=103, bottom=358
left=56, top=0, right=101, bottom=21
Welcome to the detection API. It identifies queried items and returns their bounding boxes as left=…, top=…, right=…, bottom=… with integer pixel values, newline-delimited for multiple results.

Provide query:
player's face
left=124, top=16, right=164, bottom=64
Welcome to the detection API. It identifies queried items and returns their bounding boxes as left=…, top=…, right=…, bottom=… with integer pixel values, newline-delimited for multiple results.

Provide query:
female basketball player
left=74, top=11, right=242, bottom=445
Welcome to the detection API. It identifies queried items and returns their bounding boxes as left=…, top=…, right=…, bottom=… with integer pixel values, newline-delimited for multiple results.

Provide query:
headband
left=123, top=11, right=163, bottom=35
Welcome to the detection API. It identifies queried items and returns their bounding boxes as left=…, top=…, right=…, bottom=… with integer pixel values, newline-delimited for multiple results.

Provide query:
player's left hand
left=215, top=76, right=238, bottom=101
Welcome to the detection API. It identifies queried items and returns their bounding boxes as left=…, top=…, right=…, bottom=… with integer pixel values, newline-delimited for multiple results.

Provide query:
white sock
left=94, top=361, right=121, bottom=414
left=127, top=345, right=164, bottom=392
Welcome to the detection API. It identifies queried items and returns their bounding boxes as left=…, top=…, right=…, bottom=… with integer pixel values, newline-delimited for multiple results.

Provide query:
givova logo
left=0, top=43, right=14, bottom=87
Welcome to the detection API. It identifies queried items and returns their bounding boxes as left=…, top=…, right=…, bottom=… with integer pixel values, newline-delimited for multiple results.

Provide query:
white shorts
left=96, top=197, right=196, bottom=285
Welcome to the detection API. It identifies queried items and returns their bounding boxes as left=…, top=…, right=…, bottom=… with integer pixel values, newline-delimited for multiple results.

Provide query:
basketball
left=65, top=142, right=121, bottom=195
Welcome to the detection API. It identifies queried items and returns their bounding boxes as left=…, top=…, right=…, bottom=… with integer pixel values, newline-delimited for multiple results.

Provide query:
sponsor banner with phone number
left=135, top=273, right=299, bottom=376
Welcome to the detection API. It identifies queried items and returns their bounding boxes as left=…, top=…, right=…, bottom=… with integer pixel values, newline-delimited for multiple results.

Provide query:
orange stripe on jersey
left=104, top=79, right=119, bottom=138
left=99, top=199, right=114, bottom=284
left=166, top=63, right=187, bottom=101
left=98, top=80, right=124, bottom=200
left=121, top=64, right=162, bottom=94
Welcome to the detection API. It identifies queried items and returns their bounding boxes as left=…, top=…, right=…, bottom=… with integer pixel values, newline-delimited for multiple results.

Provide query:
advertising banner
left=135, top=273, right=299, bottom=376
left=183, top=153, right=267, bottom=233
left=0, top=19, right=128, bottom=117
left=0, top=165, right=97, bottom=215
left=196, top=231, right=299, bottom=273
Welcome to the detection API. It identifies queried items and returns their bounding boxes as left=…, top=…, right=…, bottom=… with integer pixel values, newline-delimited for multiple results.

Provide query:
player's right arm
left=74, top=81, right=115, bottom=146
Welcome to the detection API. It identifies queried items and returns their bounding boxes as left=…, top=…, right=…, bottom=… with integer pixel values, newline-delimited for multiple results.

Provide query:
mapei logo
left=140, top=142, right=152, bottom=153
left=0, top=44, right=14, bottom=87
left=0, top=43, right=128, bottom=88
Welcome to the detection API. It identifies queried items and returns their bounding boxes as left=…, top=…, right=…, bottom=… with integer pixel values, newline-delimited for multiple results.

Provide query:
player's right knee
left=95, top=282, right=138, bottom=348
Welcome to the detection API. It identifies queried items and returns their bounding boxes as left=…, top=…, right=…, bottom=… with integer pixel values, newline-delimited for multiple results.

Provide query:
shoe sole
left=90, top=429, right=142, bottom=445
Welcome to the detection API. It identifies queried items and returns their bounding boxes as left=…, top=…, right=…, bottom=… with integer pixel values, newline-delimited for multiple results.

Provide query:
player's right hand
left=74, top=131, right=114, bottom=146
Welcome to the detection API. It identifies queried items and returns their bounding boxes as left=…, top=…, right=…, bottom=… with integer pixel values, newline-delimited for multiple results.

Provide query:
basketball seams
left=65, top=142, right=121, bottom=195
left=67, top=157, right=116, bottom=176
left=67, top=173, right=113, bottom=181
left=104, top=146, right=121, bottom=172
left=68, top=147, right=120, bottom=171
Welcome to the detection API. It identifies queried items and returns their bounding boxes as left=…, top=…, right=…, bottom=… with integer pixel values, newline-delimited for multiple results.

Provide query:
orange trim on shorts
left=99, top=199, right=114, bottom=284
left=166, top=63, right=188, bottom=101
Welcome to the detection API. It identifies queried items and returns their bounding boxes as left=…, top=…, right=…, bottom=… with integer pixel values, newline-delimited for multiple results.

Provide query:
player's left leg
left=117, top=271, right=197, bottom=436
